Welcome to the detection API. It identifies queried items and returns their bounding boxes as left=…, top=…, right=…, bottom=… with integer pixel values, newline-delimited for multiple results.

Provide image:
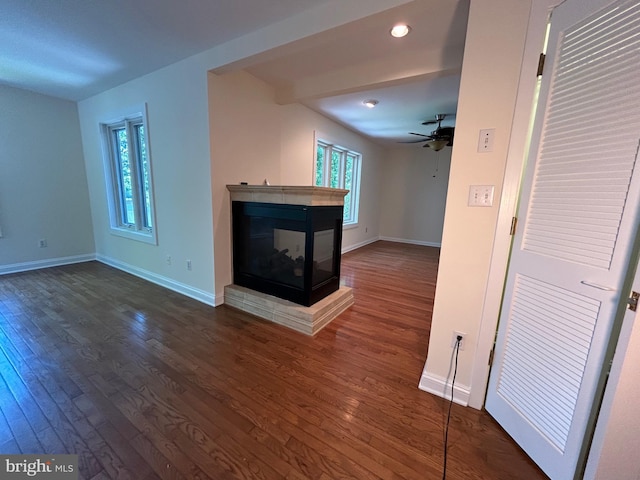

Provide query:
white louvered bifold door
left=485, top=0, right=640, bottom=478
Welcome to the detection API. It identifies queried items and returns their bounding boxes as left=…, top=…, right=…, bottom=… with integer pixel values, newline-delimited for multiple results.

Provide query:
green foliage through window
left=114, top=128, right=135, bottom=225
left=315, top=145, right=325, bottom=186
left=315, top=140, right=361, bottom=225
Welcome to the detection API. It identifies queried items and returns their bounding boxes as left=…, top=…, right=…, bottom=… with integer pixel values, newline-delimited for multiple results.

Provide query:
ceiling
left=0, top=0, right=469, bottom=146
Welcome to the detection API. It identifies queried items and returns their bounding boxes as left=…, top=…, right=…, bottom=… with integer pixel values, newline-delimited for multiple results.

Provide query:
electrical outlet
left=38, top=238, right=47, bottom=248
left=478, top=128, right=495, bottom=152
left=451, top=331, right=466, bottom=350
left=166, top=255, right=172, bottom=265
left=186, top=259, right=192, bottom=271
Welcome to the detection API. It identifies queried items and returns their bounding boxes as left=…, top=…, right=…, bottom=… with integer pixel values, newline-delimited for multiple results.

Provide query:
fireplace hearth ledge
left=224, top=284, right=354, bottom=335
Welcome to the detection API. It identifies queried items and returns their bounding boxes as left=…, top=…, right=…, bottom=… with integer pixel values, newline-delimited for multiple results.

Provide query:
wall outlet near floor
left=451, top=331, right=466, bottom=350
left=166, top=255, right=172, bottom=265
left=38, top=238, right=47, bottom=248
left=186, top=259, right=192, bottom=271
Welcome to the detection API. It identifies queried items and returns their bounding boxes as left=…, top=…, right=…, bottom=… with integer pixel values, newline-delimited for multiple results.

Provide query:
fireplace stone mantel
left=227, top=185, right=348, bottom=206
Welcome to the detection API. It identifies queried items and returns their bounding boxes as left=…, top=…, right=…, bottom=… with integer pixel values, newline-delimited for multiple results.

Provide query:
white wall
left=77, top=54, right=215, bottom=304
left=420, top=0, right=532, bottom=403
left=0, top=85, right=94, bottom=272
left=208, top=70, right=384, bottom=300
left=380, top=146, right=451, bottom=247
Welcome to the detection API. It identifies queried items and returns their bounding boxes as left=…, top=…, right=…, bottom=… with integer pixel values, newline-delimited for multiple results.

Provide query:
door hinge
left=628, top=291, right=639, bottom=312
left=488, top=345, right=496, bottom=367
left=510, top=217, right=518, bottom=236
left=537, top=53, right=546, bottom=76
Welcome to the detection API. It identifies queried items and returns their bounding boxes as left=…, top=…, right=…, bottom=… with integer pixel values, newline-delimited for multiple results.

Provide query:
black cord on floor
left=443, top=337, right=461, bottom=480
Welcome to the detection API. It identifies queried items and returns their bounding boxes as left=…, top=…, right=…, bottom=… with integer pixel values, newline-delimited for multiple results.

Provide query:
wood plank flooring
left=0, top=241, right=547, bottom=479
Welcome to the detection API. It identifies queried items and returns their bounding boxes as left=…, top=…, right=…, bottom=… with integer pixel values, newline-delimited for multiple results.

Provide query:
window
left=315, top=140, right=361, bottom=226
left=101, top=107, right=156, bottom=244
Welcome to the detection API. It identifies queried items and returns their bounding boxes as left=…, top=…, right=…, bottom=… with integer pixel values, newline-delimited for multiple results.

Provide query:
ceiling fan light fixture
left=363, top=99, right=379, bottom=108
left=390, top=24, right=411, bottom=38
left=425, top=139, right=448, bottom=151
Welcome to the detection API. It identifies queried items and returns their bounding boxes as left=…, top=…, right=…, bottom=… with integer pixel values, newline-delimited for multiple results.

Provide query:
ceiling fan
left=403, top=113, right=455, bottom=151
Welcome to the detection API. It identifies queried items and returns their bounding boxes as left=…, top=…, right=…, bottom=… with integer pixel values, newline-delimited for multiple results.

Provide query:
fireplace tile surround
left=224, top=284, right=354, bottom=335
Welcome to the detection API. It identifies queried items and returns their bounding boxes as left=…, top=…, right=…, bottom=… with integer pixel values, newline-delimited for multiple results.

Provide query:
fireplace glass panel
left=263, top=228, right=306, bottom=289
left=232, top=201, right=342, bottom=306
left=312, top=229, right=335, bottom=286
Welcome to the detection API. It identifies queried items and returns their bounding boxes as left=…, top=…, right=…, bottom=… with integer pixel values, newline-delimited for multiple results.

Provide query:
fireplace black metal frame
left=231, top=201, right=343, bottom=307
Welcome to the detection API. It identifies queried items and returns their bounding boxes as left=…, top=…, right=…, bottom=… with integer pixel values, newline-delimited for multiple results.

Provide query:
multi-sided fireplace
left=225, top=185, right=354, bottom=335
left=231, top=201, right=342, bottom=306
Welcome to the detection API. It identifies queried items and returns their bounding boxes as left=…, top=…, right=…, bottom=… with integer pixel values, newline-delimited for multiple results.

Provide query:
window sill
left=110, top=226, right=157, bottom=245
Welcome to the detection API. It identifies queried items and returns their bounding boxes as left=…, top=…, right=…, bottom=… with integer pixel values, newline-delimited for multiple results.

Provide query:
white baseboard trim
left=214, top=291, right=226, bottom=306
left=342, top=236, right=380, bottom=254
left=96, top=254, right=216, bottom=307
left=419, top=371, right=470, bottom=407
left=0, top=254, right=96, bottom=276
left=379, top=236, right=441, bottom=248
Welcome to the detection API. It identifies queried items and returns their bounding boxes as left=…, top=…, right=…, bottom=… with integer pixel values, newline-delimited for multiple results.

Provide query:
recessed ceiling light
left=363, top=99, right=379, bottom=108
left=390, top=24, right=411, bottom=38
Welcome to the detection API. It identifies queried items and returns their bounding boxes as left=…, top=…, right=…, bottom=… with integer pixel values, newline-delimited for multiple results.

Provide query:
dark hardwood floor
left=0, top=241, right=547, bottom=479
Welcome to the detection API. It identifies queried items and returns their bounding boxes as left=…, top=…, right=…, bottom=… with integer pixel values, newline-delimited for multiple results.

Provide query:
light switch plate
left=468, top=185, right=495, bottom=207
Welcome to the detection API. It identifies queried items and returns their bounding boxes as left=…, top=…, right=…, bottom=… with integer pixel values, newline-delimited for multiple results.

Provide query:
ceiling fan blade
left=422, top=113, right=452, bottom=126
left=399, top=131, right=435, bottom=143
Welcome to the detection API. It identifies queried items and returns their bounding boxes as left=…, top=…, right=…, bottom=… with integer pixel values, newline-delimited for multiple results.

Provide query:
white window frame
left=314, top=138, right=361, bottom=227
left=100, top=104, right=157, bottom=244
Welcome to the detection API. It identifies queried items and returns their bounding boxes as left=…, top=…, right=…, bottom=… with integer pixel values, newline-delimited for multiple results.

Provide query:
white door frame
left=583, top=251, right=640, bottom=478
left=468, top=0, right=561, bottom=409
